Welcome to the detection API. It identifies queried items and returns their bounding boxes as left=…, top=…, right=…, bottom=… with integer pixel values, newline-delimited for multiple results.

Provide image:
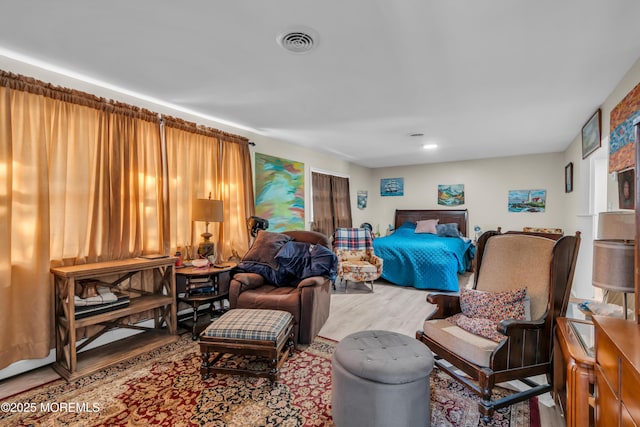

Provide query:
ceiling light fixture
left=277, top=27, right=319, bottom=54
left=422, top=144, right=438, bottom=150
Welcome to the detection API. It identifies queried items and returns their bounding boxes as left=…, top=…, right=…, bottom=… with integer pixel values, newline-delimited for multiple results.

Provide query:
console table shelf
left=51, top=257, right=179, bottom=381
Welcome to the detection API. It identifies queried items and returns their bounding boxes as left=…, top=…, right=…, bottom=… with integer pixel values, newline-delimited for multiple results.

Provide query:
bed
left=372, top=209, right=474, bottom=291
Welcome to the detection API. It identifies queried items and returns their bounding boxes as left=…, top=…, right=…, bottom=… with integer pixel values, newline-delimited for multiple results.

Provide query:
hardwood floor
left=321, top=275, right=565, bottom=427
left=0, top=274, right=566, bottom=426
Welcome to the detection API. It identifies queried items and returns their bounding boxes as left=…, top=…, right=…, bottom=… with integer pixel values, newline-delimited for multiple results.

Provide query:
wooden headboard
left=394, top=209, right=469, bottom=237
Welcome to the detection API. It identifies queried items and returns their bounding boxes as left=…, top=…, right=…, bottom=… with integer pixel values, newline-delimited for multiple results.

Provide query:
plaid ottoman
left=199, top=308, right=295, bottom=382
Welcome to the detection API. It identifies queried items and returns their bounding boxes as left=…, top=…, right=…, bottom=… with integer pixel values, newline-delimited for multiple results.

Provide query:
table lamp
left=592, top=211, right=635, bottom=319
left=192, top=197, right=224, bottom=260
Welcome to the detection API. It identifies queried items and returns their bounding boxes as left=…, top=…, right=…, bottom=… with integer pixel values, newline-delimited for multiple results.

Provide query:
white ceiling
left=1, top=1, right=640, bottom=168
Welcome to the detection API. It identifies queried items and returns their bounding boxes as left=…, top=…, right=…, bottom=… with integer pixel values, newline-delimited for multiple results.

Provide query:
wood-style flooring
left=0, top=274, right=566, bottom=426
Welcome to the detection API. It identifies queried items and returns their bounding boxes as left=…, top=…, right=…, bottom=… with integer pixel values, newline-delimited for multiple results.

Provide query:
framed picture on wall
left=618, top=168, right=635, bottom=210
left=582, top=109, right=601, bottom=159
left=565, top=162, right=573, bottom=193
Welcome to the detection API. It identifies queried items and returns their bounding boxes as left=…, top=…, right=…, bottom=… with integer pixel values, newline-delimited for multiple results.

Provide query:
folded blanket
left=73, top=286, right=119, bottom=306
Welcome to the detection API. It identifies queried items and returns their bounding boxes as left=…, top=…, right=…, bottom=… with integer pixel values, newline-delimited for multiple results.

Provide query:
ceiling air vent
left=278, top=27, right=318, bottom=54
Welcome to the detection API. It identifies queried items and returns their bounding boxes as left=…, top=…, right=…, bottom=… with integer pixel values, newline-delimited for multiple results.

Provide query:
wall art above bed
left=438, top=184, right=465, bottom=206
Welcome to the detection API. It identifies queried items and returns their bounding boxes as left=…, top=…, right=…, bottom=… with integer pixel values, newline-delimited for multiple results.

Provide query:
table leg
left=191, top=302, right=201, bottom=340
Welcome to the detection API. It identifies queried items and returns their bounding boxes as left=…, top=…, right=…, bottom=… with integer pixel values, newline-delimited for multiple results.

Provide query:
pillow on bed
left=436, top=223, right=461, bottom=237
left=415, top=219, right=439, bottom=234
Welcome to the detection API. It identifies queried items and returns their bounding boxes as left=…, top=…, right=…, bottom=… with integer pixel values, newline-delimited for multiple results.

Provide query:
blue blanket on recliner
left=239, top=241, right=337, bottom=286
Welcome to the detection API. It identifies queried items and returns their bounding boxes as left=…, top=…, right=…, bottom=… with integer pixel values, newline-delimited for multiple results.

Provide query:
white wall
left=561, top=56, right=640, bottom=299
left=242, top=133, right=373, bottom=230
left=358, top=153, right=567, bottom=236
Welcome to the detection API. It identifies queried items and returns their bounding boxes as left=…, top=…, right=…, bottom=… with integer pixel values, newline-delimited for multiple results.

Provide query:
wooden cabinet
left=50, top=257, right=179, bottom=380
left=594, top=315, right=640, bottom=427
left=554, top=317, right=595, bottom=427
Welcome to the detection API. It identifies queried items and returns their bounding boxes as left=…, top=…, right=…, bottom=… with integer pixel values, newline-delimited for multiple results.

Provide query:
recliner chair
left=229, top=230, right=334, bottom=344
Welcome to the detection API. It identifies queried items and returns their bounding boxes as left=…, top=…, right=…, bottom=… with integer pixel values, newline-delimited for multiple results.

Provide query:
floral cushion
left=448, top=287, right=528, bottom=342
left=459, top=287, right=527, bottom=323
left=336, top=249, right=383, bottom=283
left=448, top=313, right=505, bottom=342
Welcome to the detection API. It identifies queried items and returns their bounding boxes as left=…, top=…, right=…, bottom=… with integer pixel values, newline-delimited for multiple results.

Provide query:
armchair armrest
left=492, top=317, right=548, bottom=370
left=228, top=272, right=266, bottom=308
left=297, top=276, right=330, bottom=289
left=425, top=293, right=461, bottom=319
left=496, top=318, right=545, bottom=335
left=231, top=272, right=266, bottom=289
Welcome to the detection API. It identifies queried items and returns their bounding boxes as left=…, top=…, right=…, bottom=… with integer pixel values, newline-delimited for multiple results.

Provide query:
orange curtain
left=219, top=138, right=254, bottom=260
left=163, top=117, right=221, bottom=258
left=0, top=71, right=253, bottom=370
left=163, top=116, right=254, bottom=261
left=0, top=84, right=53, bottom=369
left=0, top=72, right=163, bottom=368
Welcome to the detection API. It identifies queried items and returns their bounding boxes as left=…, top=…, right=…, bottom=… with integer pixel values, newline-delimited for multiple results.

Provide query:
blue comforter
left=373, top=222, right=474, bottom=291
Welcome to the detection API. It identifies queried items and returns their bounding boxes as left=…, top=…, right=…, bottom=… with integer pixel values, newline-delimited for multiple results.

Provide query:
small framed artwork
left=508, top=189, right=546, bottom=213
left=582, top=109, right=601, bottom=159
left=617, top=168, right=635, bottom=209
left=380, top=178, right=404, bottom=196
left=565, top=162, right=573, bottom=193
left=438, top=184, right=465, bottom=205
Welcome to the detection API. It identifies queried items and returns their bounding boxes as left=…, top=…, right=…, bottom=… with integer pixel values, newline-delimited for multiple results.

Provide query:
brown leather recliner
left=228, top=230, right=333, bottom=344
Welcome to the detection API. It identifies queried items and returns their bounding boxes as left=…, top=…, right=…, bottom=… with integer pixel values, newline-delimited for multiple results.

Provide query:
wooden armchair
left=417, top=229, right=580, bottom=419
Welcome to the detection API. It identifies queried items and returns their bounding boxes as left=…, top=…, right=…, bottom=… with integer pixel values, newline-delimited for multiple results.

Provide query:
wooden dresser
left=593, top=315, right=640, bottom=426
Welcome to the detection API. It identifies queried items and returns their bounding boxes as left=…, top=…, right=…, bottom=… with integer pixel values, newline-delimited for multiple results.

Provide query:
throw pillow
left=449, top=313, right=506, bottom=342
left=242, top=230, right=292, bottom=269
left=415, top=219, right=438, bottom=234
left=459, top=287, right=528, bottom=323
left=436, top=223, right=461, bottom=237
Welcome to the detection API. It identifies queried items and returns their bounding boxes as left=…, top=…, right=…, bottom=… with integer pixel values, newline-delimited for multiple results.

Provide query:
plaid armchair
left=333, top=227, right=383, bottom=292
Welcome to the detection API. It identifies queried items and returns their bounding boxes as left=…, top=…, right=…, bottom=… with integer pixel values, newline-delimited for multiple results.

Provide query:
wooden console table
left=50, top=257, right=178, bottom=380
left=554, top=317, right=595, bottom=427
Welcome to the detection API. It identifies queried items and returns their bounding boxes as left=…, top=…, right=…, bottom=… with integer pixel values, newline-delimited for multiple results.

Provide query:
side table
left=553, top=317, right=595, bottom=427
left=176, top=262, right=236, bottom=340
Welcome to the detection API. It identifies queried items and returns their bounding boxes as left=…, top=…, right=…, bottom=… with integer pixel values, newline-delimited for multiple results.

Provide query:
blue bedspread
left=372, top=222, right=474, bottom=291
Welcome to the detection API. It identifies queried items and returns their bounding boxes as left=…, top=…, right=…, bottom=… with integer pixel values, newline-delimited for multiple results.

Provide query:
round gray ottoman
left=331, top=330, right=434, bottom=427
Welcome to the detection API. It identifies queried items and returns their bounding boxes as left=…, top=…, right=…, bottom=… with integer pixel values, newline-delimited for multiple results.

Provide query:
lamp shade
left=597, top=211, right=635, bottom=240
left=592, top=240, right=635, bottom=293
left=192, top=199, right=224, bottom=223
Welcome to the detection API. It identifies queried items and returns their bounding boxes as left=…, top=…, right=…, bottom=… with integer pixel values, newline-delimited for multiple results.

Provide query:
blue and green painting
left=438, top=184, right=464, bottom=206
left=508, top=189, right=546, bottom=213
left=254, top=153, right=305, bottom=231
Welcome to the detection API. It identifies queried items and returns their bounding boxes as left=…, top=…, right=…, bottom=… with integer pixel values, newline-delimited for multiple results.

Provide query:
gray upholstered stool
left=331, top=330, right=434, bottom=427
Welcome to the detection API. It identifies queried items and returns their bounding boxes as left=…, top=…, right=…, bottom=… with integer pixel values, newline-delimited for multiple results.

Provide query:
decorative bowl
left=191, top=259, right=209, bottom=268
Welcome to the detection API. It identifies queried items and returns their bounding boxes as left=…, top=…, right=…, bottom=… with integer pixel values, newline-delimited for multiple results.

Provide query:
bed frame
left=394, top=209, right=469, bottom=237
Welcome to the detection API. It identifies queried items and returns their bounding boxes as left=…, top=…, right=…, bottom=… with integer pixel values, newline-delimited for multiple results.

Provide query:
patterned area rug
left=1, top=335, right=539, bottom=427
